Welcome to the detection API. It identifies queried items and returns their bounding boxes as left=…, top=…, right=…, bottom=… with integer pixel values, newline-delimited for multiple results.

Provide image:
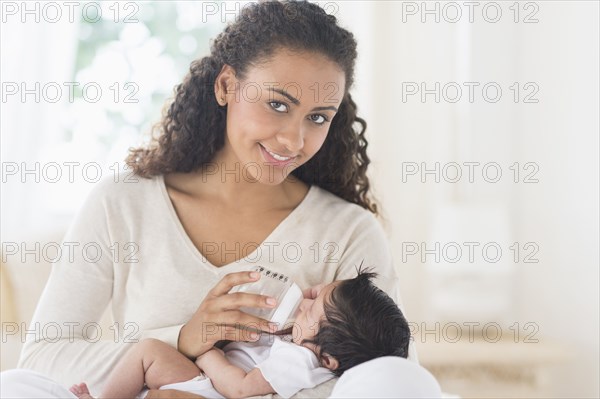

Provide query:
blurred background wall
left=1, top=1, right=598, bottom=398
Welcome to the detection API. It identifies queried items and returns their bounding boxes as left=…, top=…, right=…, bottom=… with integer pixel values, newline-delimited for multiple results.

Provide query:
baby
left=69, top=268, right=411, bottom=399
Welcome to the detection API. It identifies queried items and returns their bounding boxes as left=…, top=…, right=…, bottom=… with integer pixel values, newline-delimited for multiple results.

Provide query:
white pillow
left=329, top=356, right=443, bottom=398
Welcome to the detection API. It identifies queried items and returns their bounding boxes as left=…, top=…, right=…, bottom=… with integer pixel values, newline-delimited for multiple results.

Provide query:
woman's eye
left=269, top=102, right=329, bottom=126
left=310, top=114, right=329, bottom=125
left=269, top=101, right=288, bottom=112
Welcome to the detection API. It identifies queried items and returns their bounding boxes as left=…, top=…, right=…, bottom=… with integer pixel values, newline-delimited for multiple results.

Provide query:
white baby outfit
left=158, top=335, right=333, bottom=399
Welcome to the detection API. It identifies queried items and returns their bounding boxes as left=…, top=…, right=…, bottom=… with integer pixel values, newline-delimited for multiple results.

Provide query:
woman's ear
left=214, top=64, right=236, bottom=106
left=321, top=353, right=339, bottom=371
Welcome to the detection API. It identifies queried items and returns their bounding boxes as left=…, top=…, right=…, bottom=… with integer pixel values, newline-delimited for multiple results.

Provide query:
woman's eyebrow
left=268, top=87, right=338, bottom=113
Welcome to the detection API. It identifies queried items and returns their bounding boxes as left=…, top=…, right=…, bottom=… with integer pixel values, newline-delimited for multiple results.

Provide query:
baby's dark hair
left=303, top=266, right=411, bottom=377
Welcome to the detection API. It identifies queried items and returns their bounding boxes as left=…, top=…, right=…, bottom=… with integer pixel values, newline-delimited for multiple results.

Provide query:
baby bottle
left=229, top=266, right=303, bottom=330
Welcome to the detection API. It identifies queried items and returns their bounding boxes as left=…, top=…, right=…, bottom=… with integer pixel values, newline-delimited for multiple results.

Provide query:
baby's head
left=292, top=268, right=411, bottom=376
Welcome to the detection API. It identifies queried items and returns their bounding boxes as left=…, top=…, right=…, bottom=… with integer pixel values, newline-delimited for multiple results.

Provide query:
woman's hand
left=177, top=271, right=278, bottom=358
left=302, top=283, right=327, bottom=300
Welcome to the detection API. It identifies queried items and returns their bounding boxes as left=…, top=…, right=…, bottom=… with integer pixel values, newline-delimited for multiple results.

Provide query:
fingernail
left=266, top=297, right=276, bottom=306
left=250, top=272, right=260, bottom=279
left=249, top=332, right=259, bottom=340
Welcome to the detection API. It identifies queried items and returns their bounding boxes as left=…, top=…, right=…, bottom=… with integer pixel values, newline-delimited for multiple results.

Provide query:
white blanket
left=330, top=356, right=443, bottom=398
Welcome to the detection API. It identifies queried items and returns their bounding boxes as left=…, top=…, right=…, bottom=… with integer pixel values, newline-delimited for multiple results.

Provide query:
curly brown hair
left=126, top=0, right=378, bottom=214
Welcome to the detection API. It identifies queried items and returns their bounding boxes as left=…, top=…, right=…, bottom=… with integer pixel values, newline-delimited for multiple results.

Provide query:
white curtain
left=1, top=14, right=80, bottom=240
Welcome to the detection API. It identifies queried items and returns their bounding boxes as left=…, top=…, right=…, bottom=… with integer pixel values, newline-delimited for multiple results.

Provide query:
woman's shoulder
left=87, top=170, right=162, bottom=201
left=303, top=185, right=391, bottom=255
left=77, top=170, right=164, bottom=217
left=308, top=184, right=378, bottom=224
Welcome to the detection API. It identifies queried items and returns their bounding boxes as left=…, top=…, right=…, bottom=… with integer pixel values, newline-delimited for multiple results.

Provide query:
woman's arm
left=17, top=179, right=134, bottom=393
left=195, top=349, right=274, bottom=398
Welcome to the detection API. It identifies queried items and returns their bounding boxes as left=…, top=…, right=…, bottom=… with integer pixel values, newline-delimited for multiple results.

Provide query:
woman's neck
left=165, top=168, right=308, bottom=212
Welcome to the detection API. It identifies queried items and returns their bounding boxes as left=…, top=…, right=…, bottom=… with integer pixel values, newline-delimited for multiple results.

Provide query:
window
left=1, top=1, right=232, bottom=236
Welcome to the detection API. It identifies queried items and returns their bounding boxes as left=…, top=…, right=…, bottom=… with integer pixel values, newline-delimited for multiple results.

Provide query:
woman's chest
left=168, top=191, right=294, bottom=267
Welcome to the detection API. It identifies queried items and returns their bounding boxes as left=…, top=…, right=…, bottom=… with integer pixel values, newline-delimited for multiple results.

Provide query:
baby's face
left=292, top=281, right=339, bottom=345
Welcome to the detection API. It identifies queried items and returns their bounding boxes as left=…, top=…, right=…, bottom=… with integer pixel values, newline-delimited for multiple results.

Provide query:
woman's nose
left=276, top=124, right=304, bottom=153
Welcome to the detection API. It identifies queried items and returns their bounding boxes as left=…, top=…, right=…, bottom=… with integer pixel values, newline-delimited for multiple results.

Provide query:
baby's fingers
left=69, top=382, right=89, bottom=397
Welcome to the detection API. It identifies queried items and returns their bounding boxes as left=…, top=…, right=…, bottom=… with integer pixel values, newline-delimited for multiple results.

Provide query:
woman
left=2, top=1, right=417, bottom=398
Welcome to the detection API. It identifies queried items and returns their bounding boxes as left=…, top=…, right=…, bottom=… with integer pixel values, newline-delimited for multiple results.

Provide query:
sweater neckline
left=157, top=174, right=316, bottom=271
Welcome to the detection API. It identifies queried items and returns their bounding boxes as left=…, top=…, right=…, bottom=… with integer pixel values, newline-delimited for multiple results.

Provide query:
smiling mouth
left=259, top=143, right=298, bottom=164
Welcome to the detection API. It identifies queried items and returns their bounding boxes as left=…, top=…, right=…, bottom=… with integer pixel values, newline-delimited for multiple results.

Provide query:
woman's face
left=215, top=48, right=346, bottom=185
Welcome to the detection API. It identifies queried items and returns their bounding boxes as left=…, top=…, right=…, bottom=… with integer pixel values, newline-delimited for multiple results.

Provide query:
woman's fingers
left=207, top=310, right=276, bottom=333
left=221, top=310, right=276, bottom=330
left=301, top=287, right=312, bottom=299
left=303, top=283, right=326, bottom=299
left=179, top=270, right=283, bottom=357
left=217, top=292, right=277, bottom=311
left=208, top=271, right=260, bottom=297
left=201, top=314, right=277, bottom=343
left=210, top=325, right=264, bottom=342
left=204, top=271, right=277, bottom=312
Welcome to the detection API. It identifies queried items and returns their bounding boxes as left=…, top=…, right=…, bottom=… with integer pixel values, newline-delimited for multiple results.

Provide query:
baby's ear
left=321, top=353, right=339, bottom=371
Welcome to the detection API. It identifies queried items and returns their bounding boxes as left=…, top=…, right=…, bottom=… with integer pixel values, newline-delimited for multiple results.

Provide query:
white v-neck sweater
left=18, top=173, right=417, bottom=398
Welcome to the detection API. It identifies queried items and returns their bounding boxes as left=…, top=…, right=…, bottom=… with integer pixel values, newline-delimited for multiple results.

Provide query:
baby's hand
left=69, top=382, right=94, bottom=399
